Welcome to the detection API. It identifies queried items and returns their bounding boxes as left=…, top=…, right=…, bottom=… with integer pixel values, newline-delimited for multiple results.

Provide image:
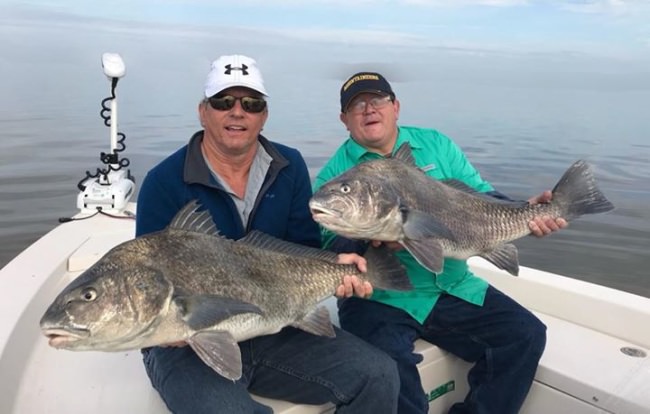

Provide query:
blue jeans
left=338, top=286, right=547, bottom=414
left=142, top=326, right=399, bottom=414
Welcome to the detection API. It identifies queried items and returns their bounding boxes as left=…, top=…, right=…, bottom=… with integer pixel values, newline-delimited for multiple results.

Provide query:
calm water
left=1, top=19, right=649, bottom=298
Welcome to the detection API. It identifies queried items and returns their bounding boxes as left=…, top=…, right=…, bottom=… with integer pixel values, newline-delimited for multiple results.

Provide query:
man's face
left=198, top=86, right=268, bottom=155
left=340, top=92, right=400, bottom=155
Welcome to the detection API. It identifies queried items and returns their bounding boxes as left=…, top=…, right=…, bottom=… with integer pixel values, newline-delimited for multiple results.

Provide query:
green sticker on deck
left=427, top=380, right=455, bottom=402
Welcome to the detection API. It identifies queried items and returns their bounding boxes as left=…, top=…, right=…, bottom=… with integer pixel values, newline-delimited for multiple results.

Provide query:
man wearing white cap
left=135, top=56, right=400, bottom=413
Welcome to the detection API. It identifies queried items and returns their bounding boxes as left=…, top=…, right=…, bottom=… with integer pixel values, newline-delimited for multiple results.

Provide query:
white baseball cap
left=204, top=55, right=268, bottom=98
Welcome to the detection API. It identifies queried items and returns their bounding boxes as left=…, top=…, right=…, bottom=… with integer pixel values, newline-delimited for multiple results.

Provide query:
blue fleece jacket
left=135, top=130, right=321, bottom=248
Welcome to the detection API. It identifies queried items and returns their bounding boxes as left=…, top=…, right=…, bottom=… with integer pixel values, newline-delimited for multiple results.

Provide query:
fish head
left=310, top=166, right=403, bottom=240
left=39, top=241, right=173, bottom=351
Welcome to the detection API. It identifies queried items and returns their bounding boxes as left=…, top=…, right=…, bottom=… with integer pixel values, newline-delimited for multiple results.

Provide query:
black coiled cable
left=76, top=78, right=134, bottom=191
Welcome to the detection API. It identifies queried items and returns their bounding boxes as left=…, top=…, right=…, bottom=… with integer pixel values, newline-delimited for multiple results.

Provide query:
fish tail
left=363, top=245, right=412, bottom=291
left=552, top=160, right=614, bottom=220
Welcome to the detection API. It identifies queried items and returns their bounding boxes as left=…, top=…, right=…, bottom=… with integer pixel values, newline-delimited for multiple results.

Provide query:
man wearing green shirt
left=312, top=72, right=567, bottom=414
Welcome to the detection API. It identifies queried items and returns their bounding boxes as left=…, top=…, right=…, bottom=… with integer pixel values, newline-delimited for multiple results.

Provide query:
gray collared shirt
left=202, top=142, right=272, bottom=226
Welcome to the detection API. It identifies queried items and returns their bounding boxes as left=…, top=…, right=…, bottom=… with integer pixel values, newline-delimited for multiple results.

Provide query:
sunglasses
left=208, top=95, right=267, bottom=113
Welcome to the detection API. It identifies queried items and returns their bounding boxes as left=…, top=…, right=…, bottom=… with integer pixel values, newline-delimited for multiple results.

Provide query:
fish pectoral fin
left=175, top=295, right=263, bottom=331
left=401, top=239, right=445, bottom=274
left=291, top=306, right=336, bottom=338
left=189, top=331, right=242, bottom=381
left=479, top=243, right=519, bottom=276
left=402, top=210, right=456, bottom=242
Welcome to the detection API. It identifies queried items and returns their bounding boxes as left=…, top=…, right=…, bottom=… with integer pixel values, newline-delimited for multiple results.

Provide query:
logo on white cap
left=204, top=55, right=268, bottom=98
left=224, top=63, right=248, bottom=75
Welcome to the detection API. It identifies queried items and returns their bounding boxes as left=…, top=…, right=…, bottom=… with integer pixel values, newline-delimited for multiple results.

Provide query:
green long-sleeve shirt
left=313, top=126, right=493, bottom=323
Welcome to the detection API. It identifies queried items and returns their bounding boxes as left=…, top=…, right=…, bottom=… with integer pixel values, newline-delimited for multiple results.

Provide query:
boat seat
left=524, top=311, right=650, bottom=413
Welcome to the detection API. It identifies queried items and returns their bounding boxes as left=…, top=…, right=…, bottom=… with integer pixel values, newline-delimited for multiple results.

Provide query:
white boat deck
left=1, top=206, right=649, bottom=413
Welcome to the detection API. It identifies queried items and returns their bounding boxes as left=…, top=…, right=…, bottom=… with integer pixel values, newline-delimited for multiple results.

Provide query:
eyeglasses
left=207, top=95, right=267, bottom=113
left=346, top=95, right=393, bottom=114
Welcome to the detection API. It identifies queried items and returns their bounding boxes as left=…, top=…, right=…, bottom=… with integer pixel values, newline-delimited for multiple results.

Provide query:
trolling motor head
left=101, top=53, right=126, bottom=79
left=76, top=53, right=135, bottom=214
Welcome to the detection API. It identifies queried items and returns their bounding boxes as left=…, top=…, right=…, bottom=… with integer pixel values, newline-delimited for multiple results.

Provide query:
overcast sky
left=2, top=0, right=650, bottom=60
left=2, top=0, right=650, bottom=112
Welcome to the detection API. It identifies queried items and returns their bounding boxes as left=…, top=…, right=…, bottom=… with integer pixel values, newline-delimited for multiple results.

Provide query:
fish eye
left=340, top=183, right=351, bottom=193
left=81, top=288, right=97, bottom=302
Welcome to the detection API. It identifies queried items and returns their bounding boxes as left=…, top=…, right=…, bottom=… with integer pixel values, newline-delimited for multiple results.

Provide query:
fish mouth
left=308, top=203, right=340, bottom=219
left=42, top=327, right=91, bottom=348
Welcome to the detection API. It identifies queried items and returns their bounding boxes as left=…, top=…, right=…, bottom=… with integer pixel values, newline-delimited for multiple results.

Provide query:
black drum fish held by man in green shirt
left=309, top=142, right=614, bottom=276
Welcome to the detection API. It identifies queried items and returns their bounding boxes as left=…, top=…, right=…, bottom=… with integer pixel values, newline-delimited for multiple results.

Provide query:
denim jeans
left=142, top=326, right=399, bottom=414
left=338, top=286, right=547, bottom=414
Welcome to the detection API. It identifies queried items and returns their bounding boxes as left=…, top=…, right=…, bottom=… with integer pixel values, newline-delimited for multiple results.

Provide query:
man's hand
left=527, top=190, right=568, bottom=237
left=335, top=253, right=373, bottom=298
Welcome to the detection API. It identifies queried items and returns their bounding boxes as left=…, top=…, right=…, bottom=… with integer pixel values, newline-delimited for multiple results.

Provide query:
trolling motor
left=76, top=53, right=135, bottom=214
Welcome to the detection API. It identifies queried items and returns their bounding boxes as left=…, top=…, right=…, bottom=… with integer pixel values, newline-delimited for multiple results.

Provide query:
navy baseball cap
left=340, top=72, right=394, bottom=112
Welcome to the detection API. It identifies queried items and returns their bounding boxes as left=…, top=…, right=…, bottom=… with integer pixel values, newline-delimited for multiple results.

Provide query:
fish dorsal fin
left=238, top=230, right=340, bottom=263
left=440, top=179, right=481, bottom=194
left=168, top=200, right=220, bottom=236
left=391, top=142, right=416, bottom=165
left=440, top=181, right=529, bottom=207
